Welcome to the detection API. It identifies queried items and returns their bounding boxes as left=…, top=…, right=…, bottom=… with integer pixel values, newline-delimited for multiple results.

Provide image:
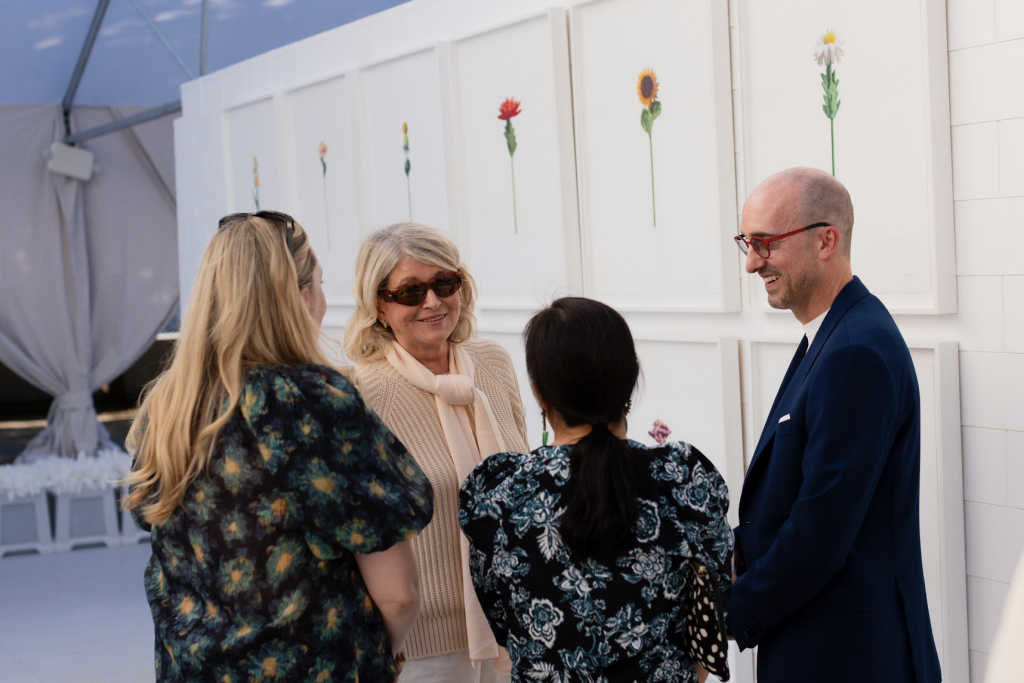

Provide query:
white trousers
left=399, top=650, right=511, bottom=683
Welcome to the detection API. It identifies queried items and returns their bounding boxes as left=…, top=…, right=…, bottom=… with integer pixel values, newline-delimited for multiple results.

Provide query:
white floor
left=0, top=543, right=155, bottom=682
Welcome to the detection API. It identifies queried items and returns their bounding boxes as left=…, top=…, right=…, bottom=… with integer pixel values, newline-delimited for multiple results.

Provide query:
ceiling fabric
left=0, top=104, right=178, bottom=461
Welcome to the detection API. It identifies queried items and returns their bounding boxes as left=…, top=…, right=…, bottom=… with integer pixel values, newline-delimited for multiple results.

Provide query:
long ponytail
left=524, top=297, right=640, bottom=565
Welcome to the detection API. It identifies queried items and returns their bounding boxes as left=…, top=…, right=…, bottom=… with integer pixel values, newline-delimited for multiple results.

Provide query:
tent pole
left=200, top=0, right=210, bottom=75
left=62, top=0, right=113, bottom=140
left=65, top=100, right=182, bottom=145
left=126, top=0, right=196, bottom=79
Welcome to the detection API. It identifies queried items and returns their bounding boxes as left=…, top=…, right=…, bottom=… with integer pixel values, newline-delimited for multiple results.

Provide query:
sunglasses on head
left=734, top=222, right=830, bottom=259
left=218, top=210, right=296, bottom=257
left=378, top=272, right=464, bottom=306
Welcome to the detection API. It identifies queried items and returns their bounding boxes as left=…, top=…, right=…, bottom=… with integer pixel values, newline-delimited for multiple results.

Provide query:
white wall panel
left=359, top=47, right=454, bottom=234
left=737, top=0, right=955, bottom=314
left=223, top=98, right=279, bottom=214
left=571, top=0, right=739, bottom=312
left=284, top=76, right=361, bottom=307
left=449, top=10, right=582, bottom=309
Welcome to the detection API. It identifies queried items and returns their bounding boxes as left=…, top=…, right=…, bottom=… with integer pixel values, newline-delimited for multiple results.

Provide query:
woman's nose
left=422, top=288, right=441, bottom=307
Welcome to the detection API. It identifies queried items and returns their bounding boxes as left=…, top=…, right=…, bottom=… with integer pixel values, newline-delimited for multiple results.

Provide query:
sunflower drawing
left=637, top=69, right=661, bottom=226
left=318, top=141, right=331, bottom=249
left=402, top=122, right=412, bottom=220
left=498, top=98, right=522, bottom=233
left=814, top=30, right=844, bottom=176
left=252, top=156, right=260, bottom=211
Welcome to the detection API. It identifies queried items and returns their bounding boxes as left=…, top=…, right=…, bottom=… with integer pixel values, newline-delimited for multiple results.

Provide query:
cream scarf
left=385, top=340, right=510, bottom=670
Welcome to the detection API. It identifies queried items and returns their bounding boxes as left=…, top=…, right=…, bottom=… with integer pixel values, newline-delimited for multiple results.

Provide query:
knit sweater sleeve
left=465, top=338, right=529, bottom=451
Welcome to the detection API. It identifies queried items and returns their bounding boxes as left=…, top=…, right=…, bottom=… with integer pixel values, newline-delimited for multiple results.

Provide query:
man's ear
left=818, top=225, right=841, bottom=260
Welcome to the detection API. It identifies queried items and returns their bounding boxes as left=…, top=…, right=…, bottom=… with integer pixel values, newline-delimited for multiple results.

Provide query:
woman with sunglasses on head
left=124, top=212, right=433, bottom=683
left=459, top=297, right=734, bottom=683
left=346, top=222, right=529, bottom=683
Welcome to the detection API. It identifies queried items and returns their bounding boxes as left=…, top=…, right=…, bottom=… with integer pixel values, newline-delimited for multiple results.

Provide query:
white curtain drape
left=0, top=104, right=178, bottom=463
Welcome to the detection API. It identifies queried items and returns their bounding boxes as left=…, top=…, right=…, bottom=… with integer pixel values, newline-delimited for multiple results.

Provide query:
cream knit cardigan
left=355, top=337, right=529, bottom=660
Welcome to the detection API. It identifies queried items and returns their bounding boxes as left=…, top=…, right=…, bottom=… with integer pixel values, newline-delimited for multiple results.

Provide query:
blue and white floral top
left=459, top=440, right=733, bottom=683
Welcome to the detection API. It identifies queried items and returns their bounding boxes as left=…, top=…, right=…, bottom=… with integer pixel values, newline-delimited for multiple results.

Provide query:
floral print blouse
left=459, top=440, right=732, bottom=683
left=132, top=365, right=434, bottom=683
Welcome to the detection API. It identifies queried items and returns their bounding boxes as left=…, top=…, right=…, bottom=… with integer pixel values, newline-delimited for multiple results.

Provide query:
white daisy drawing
left=814, top=29, right=844, bottom=176
left=814, top=30, right=844, bottom=67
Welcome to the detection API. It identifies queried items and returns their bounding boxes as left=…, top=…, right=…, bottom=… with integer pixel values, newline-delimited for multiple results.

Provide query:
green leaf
left=405, top=159, right=411, bottom=175
left=320, top=158, right=327, bottom=174
left=640, top=107, right=653, bottom=134
left=650, top=100, right=662, bottom=121
left=504, top=121, right=517, bottom=156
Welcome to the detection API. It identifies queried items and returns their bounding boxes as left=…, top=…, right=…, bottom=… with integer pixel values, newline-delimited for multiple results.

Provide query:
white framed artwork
left=570, top=0, right=739, bottom=313
left=284, top=75, right=361, bottom=308
left=449, top=8, right=582, bottom=310
left=909, top=342, right=968, bottom=683
left=630, top=336, right=744, bottom=527
left=736, top=0, right=956, bottom=314
left=222, top=98, right=280, bottom=214
left=747, top=338, right=968, bottom=679
left=358, top=45, right=457, bottom=236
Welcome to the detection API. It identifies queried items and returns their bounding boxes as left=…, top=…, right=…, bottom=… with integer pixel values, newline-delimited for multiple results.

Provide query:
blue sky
left=2, top=0, right=411, bottom=105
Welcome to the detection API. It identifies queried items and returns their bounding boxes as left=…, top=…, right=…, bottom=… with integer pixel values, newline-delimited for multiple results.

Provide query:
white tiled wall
left=946, top=0, right=1024, bottom=678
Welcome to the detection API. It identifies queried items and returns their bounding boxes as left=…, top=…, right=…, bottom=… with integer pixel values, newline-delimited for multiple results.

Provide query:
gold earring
left=381, top=319, right=389, bottom=329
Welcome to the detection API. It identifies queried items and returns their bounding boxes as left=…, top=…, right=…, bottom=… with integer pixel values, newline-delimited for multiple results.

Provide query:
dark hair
left=524, top=297, right=640, bottom=564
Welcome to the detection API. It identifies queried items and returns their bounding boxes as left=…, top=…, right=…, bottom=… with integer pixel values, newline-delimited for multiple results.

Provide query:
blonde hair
left=344, top=222, right=477, bottom=363
left=123, top=214, right=329, bottom=525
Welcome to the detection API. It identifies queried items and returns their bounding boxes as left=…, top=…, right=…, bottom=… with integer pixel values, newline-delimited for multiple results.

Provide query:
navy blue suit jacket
left=727, top=277, right=941, bottom=683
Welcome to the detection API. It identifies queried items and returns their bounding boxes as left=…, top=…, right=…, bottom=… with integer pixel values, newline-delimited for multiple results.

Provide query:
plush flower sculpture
left=498, top=98, right=521, bottom=233
left=648, top=420, right=671, bottom=445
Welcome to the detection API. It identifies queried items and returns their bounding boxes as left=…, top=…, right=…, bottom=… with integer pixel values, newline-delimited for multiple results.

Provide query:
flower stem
left=322, top=174, right=331, bottom=249
left=510, top=155, right=518, bottom=234
left=830, top=117, right=835, bottom=177
left=648, top=131, right=656, bottom=227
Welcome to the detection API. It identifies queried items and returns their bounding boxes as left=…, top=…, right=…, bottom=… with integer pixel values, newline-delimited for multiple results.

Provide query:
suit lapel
left=745, top=277, right=871, bottom=478
left=751, top=335, right=807, bottom=459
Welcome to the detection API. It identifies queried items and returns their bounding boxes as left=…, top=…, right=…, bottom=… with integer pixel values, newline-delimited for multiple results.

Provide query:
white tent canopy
left=0, top=0, right=409, bottom=461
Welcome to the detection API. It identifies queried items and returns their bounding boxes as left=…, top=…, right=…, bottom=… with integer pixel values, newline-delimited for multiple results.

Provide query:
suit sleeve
left=727, top=344, right=901, bottom=649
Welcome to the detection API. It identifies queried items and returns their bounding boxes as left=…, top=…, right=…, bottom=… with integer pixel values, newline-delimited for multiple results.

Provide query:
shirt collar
left=802, top=309, right=829, bottom=347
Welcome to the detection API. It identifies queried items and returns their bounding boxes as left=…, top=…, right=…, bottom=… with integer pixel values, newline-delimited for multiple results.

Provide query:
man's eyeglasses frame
left=734, top=222, right=831, bottom=259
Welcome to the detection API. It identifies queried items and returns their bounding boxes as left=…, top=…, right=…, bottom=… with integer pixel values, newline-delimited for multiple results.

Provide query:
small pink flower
left=648, top=420, right=671, bottom=445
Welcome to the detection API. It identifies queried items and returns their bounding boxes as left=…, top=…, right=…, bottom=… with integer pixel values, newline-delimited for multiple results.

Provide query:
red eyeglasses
left=734, top=222, right=830, bottom=259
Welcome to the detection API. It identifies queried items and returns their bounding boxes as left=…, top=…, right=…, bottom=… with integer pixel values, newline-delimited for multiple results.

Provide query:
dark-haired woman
left=459, top=297, right=733, bottom=683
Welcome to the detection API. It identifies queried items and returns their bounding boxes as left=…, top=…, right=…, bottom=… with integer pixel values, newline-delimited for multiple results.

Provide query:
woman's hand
left=392, top=648, right=407, bottom=681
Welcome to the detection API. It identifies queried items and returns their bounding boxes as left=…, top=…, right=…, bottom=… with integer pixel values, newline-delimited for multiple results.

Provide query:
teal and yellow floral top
left=132, top=365, right=434, bottom=683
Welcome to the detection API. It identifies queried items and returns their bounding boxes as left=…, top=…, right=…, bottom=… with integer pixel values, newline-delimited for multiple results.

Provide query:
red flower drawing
left=498, top=98, right=521, bottom=120
left=498, top=98, right=522, bottom=233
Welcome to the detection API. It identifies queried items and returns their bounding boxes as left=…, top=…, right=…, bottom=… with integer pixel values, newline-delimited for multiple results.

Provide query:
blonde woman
left=346, top=223, right=528, bottom=683
left=124, top=211, right=434, bottom=682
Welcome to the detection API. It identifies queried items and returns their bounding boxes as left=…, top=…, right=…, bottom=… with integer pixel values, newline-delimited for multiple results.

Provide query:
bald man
left=728, top=168, right=941, bottom=682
